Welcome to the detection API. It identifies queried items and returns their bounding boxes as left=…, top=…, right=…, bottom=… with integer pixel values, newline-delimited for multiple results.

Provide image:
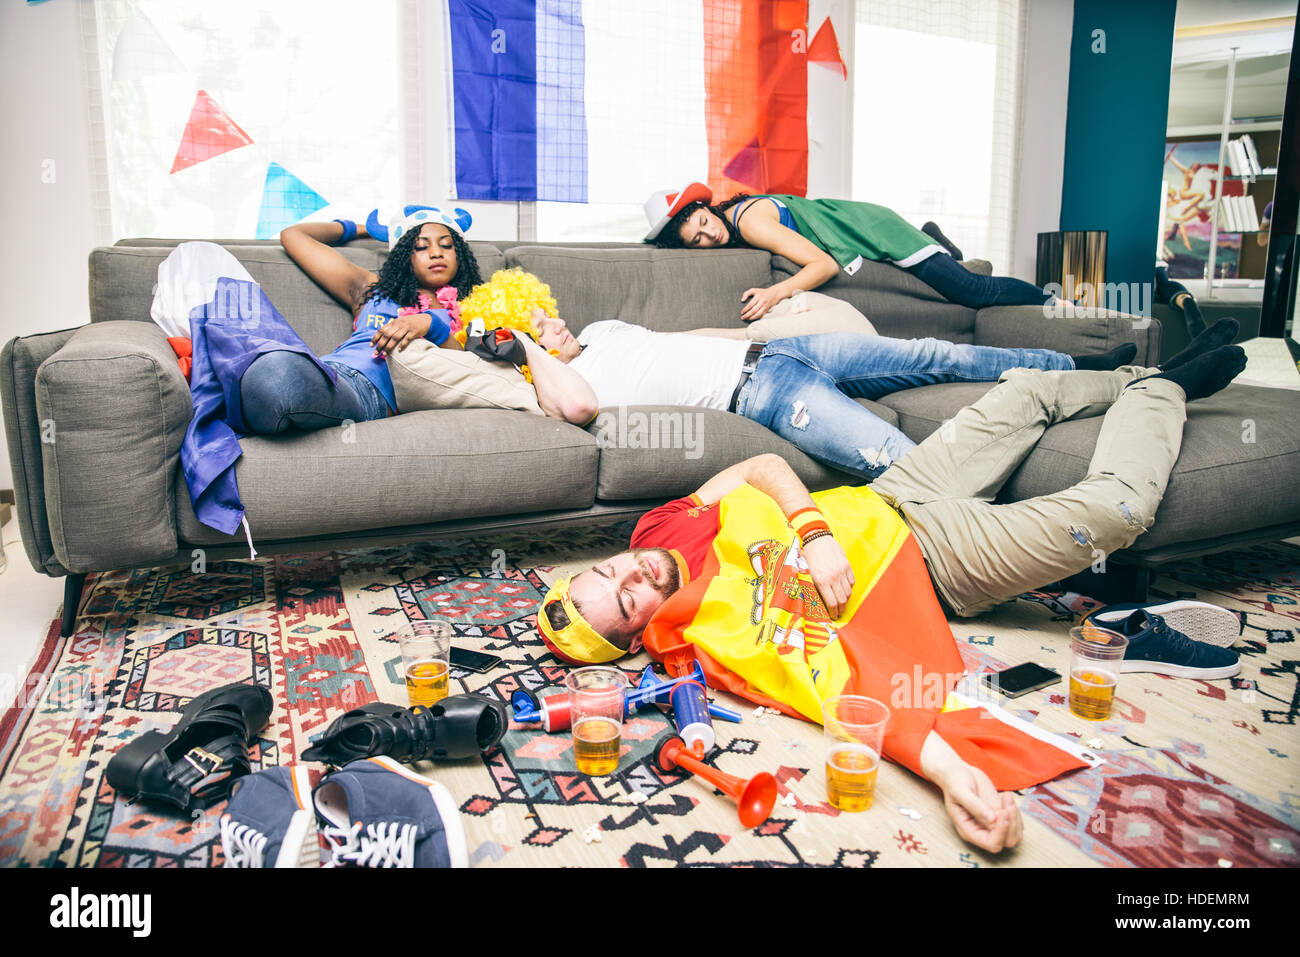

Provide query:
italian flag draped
left=641, top=484, right=1087, bottom=791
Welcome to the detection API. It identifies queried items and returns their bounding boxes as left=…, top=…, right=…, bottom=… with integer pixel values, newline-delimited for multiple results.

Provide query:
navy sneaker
left=220, top=766, right=320, bottom=868
left=313, top=756, right=467, bottom=868
left=1104, top=609, right=1241, bottom=679
left=1086, top=599, right=1240, bottom=648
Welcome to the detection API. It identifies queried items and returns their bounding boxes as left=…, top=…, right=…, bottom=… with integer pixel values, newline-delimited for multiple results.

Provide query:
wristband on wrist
left=800, top=528, right=834, bottom=547
left=786, top=506, right=829, bottom=544
left=334, top=219, right=358, bottom=243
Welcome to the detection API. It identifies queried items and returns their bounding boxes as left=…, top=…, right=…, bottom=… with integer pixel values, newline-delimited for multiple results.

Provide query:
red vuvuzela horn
left=654, top=732, right=777, bottom=828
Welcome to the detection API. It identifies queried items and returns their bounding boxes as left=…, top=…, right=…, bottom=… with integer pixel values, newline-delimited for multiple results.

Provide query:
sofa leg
left=1059, top=563, right=1151, bottom=607
left=61, top=573, right=87, bottom=638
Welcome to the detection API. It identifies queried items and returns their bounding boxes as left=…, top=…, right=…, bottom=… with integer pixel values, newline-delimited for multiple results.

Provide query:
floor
left=2, top=335, right=1298, bottom=711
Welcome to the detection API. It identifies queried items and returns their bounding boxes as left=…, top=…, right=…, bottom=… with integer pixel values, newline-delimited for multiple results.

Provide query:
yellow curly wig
left=454, top=268, right=559, bottom=347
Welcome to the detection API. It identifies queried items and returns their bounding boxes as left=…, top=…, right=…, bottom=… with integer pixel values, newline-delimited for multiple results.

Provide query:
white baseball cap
left=643, top=182, right=713, bottom=242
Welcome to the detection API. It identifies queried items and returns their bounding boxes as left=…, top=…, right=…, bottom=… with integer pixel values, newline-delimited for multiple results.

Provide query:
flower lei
left=398, top=287, right=463, bottom=334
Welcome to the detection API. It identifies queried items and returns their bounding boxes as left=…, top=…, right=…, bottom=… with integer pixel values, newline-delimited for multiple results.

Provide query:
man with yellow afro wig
left=454, top=268, right=559, bottom=347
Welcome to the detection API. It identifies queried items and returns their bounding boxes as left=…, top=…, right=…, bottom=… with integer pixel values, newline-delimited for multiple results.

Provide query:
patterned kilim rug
left=1, top=526, right=1297, bottom=869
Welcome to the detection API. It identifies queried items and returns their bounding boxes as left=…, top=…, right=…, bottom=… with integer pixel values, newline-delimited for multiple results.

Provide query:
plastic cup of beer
left=821, top=695, right=890, bottom=812
left=565, top=666, right=628, bottom=776
left=400, top=619, right=453, bottom=708
left=1068, top=625, right=1128, bottom=721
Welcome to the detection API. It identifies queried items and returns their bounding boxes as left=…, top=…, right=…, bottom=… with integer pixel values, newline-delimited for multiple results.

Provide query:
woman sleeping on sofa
left=240, top=206, right=484, bottom=433
left=643, top=182, right=1052, bottom=322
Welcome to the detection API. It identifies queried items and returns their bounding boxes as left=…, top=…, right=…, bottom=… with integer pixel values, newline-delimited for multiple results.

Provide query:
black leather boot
left=302, top=694, right=507, bottom=766
left=105, top=682, right=274, bottom=813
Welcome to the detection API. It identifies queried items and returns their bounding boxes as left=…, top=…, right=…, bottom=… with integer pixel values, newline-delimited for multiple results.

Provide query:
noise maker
left=654, top=732, right=778, bottom=828
left=634, top=661, right=740, bottom=724
left=670, top=677, right=714, bottom=755
left=511, top=689, right=570, bottom=733
left=512, top=665, right=742, bottom=738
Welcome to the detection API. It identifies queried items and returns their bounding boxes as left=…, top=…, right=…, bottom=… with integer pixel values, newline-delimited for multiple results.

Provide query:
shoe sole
left=366, top=756, right=468, bottom=868
left=1091, top=600, right=1241, bottom=647
left=1120, top=659, right=1242, bottom=680
left=272, top=766, right=320, bottom=868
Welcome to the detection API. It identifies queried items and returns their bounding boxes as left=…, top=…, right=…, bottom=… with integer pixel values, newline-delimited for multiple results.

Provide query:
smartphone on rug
left=450, top=647, right=503, bottom=673
left=981, top=662, right=1061, bottom=698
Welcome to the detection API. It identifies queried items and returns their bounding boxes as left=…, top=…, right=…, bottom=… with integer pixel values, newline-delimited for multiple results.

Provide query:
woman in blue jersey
left=645, top=183, right=1050, bottom=322
left=238, top=207, right=483, bottom=433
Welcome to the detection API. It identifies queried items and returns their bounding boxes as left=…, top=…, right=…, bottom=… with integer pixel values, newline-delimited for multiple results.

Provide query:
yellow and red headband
left=536, top=551, right=692, bottom=665
left=537, top=576, right=626, bottom=665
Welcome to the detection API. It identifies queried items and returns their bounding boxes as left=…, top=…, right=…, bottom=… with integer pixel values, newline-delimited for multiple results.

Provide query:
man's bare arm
left=517, top=335, right=599, bottom=425
left=692, top=453, right=813, bottom=511
left=693, top=454, right=854, bottom=616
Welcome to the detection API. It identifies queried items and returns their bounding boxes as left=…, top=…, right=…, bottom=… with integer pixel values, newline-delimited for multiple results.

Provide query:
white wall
left=1011, top=0, right=1074, bottom=282
left=1, top=1, right=99, bottom=495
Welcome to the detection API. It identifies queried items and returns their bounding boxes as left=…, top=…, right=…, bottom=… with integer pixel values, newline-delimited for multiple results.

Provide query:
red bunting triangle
left=170, top=90, right=254, bottom=174
left=808, top=17, right=847, bottom=80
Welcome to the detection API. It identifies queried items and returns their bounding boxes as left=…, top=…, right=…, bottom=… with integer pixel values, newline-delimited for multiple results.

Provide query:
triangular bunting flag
left=255, top=163, right=329, bottom=239
left=808, top=17, right=848, bottom=80
left=170, top=90, right=254, bottom=173
left=111, top=10, right=187, bottom=84
left=723, top=138, right=765, bottom=191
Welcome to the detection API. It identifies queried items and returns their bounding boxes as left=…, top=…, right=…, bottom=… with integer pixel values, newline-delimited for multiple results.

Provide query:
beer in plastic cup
left=821, top=695, right=890, bottom=812
left=566, top=666, right=628, bottom=775
left=1068, top=624, right=1128, bottom=721
left=400, top=619, right=453, bottom=707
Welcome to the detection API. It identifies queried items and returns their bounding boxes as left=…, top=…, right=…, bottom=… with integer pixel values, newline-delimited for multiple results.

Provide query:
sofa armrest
left=974, top=306, right=1162, bottom=366
left=2, top=328, right=79, bottom=576
left=34, top=321, right=193, bottom=572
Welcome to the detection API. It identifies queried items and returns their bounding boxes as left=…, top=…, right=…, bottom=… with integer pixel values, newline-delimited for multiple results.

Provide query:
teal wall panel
left=1061, top=0, right=1177, bottom=300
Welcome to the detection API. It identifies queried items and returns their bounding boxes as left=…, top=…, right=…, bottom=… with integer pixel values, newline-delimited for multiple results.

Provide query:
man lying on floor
left=534, top=323, right=1245, bottom=853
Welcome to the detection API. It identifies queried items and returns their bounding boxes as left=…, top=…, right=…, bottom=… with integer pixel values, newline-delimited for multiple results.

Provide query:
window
left=90, top=0, right=401, bottom=239
left=852, top=0, right=1025, bottom=271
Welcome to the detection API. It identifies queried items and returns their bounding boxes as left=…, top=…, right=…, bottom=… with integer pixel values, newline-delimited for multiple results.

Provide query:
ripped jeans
left=733, top=333, right=1074, bottom=481
left=871, top=366, right=1185, bottom=616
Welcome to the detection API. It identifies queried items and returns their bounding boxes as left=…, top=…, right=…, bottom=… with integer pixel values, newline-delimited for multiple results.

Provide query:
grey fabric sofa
left=5, top=237, right=1298, bottom=639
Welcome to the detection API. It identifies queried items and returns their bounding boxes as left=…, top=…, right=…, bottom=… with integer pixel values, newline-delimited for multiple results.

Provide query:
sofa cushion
left=389, top=340, right=543, bottom=415
left=770, top=255, right=978, bottom=342
left=176, top=409, right=598, bottom=545
left=586, top=405, right=880, bottom=500
left=504, top=246, right=771, bottom=336
left=878, top=381, right=1300, bottom=555
left=744, top=291, right=877, bottom=341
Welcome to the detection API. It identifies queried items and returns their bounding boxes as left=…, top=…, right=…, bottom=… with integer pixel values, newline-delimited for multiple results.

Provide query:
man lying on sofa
left=532, top=324, right=1245, bottom=853
left=518, top=301, right=1144, bottom=482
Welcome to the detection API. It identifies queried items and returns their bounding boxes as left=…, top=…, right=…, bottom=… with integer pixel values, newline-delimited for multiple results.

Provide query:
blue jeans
left=733, top=333, right=1074, bottom=481
left=906, top=252, right=1049, bottom=308
left=239, top=351, right=388, bottom=433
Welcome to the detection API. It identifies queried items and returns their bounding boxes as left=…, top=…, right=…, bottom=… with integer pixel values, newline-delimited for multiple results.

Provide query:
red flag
left=808, top=17, right=847, bottom=79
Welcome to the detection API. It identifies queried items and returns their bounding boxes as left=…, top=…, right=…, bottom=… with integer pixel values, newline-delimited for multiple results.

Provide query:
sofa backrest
left=502, top=245, right=771, bottom=335
left=93, top=236, right=985, bottom=348
left=89, top=241, right=507, bottom=357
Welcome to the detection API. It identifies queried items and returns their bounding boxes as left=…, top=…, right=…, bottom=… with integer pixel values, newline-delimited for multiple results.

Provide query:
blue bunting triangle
left=255, top=162, right=328, bottom=239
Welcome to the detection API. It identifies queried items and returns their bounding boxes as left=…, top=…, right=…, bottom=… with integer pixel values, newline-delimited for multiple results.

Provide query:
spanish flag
left=641, top=484, right=1087, bottom=791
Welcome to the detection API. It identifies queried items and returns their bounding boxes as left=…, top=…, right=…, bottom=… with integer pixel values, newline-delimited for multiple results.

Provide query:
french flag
left=446, top=0, right=848, bottom=204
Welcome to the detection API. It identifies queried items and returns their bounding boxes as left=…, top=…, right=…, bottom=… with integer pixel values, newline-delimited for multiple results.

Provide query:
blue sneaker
left=220, top=766, right=320, bottom=868
left=313, top=756, right=467, bottom=868
left=1103, top=609, right=1241, bottom=679
left=1086, top=599, right=1240, bottom=648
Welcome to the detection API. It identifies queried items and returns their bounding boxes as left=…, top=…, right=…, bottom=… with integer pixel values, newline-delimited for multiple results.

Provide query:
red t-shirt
left=630, top=495, right=719, bottom=580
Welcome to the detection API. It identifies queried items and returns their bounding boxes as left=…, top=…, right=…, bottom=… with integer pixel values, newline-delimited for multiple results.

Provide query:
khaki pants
left=871, top=366, right=1187, bottom=616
